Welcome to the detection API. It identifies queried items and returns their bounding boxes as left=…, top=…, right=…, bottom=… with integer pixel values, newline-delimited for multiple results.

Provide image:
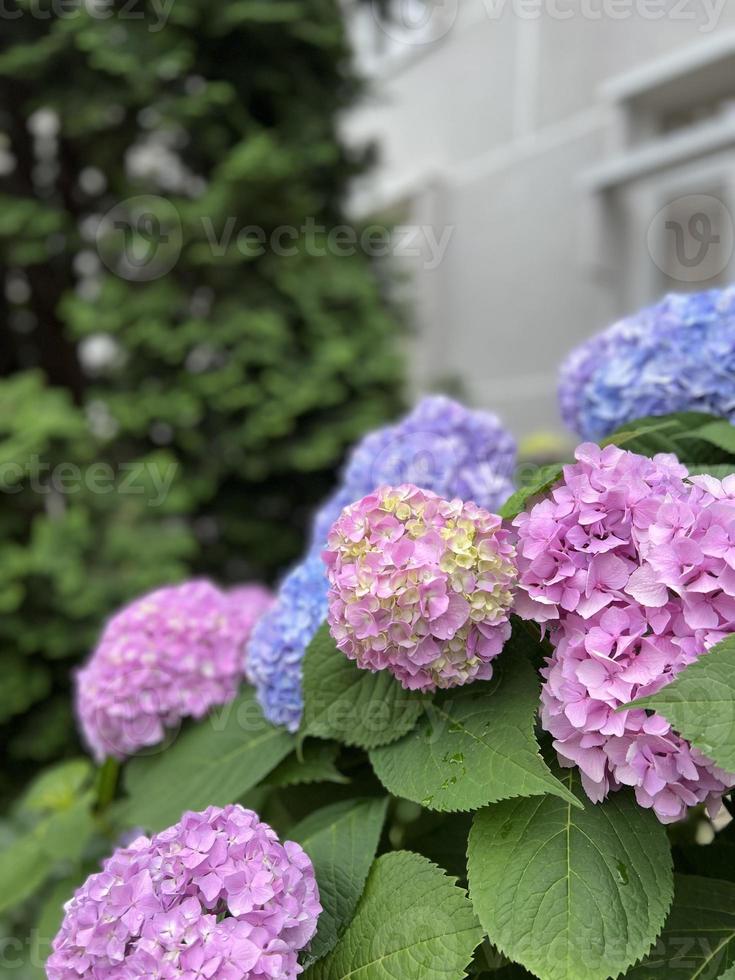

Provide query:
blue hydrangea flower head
left=248, top=395, right=518, bottom=729
left=559, top=287, right=735, bottom=440
left=246, top=554, right=327, bottom=732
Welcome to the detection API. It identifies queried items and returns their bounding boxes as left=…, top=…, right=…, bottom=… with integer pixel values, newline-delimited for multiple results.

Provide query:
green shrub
left=0, top=0, right=403, bottom=802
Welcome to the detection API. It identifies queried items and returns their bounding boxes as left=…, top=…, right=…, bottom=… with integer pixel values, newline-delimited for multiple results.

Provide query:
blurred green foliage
left=0, top=372, right=195, bottom=800
left=0, top=0, right=403, bottom=806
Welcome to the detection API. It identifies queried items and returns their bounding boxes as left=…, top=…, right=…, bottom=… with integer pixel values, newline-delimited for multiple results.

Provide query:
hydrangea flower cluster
left=559, top=287, right=735, bottom=440
left=245, top=555, right=328, bottom=732
left=76, top=580, right=271, bottom=761
left=47, top=804, right=321, bottom=980
left=324, top=484, right=517, bottom=691
left=248, top=396, right=517, bottom=729
left=641, top=472, right=735, bottom=647
left=311, top=395, right=516, bottom=552
left=514, top=443, right=734, bottom=823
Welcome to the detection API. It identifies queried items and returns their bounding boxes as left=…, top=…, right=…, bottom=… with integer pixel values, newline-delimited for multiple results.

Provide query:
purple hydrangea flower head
left=514, top=443, right=734, bottom=823
left=76, top=580, right=263, bottom=761
left=245, top=555, right=328, bottom=732
left=324, top=484, right=517, bottom=691
left=311, top=395, right=516, bottom=551
left=559, top=287, right=735, bottom=440
left=249, top=396, right=517, bottom=727
left=47, top=804, right=321, bottom=980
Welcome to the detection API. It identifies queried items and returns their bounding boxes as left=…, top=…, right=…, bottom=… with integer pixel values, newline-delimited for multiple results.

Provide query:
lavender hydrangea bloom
left=47, top=804, right=321, bottom=980
left=559, top=287, right=735, bottom=440
left=76, top=580, right=269, bottom=761
left=310, top=396, right=516, bottom=552
left=248, top=396, right=517, bottom=729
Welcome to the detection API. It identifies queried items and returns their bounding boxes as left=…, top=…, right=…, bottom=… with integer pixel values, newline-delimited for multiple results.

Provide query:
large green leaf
left=499, top=464, right=564, bottom=520
left=20, top=758, right=93, bottom=814
left=467, top=772, right=673, bottom=980
left=0, top=833, right=49, bottom=914
left=369, top=643, right=580, bottom=812
left=290, top=797, right=388, bottom=963
left=627, top=875, right=735, bottom=979
left=301, top=623, right=424, bottom=750
left=0, top=795, right=94, bottom=914
left=305, top=851, right=482, bottom=980
left=625, top=635, right=735, bottom=772
left=604, top=412, right=723, bottom=462
left=691, top=420, right=735, bottom=456
left=122, top=689, right=294, bottom=832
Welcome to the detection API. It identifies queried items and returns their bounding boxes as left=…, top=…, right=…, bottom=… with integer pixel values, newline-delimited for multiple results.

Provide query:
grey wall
left=344, top=1, right=735, bottom=439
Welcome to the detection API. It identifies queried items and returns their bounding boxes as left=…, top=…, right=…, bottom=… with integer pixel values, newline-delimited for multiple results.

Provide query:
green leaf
left=36, top=794, right=95, bottom=861
left=290, top=798, right=388, bottom=963
left=265, top=741, right=349, bottom=789
left=691, top=420, right=735, bottom=455
left=301, top=623, right=424, bottom=750
left=627, top=875, right=735, bottom=979
left=305, top=851, right=482, bottom=980
left=624, top=634, right=735, bottom=772
left=604, top=412, right=723, bottom=461
left=499, top=464, right=564, bottom=520
left=369, top=641, right=580, bottom=812
left=20, top=758, right=92, bottom=814
left=467, top=772, right=673, bottom=980
left=122, top=689, right=294, bottom=832
left=0, top=795, right=94, bottom=913
left=0, top=834, right=49, bottom=913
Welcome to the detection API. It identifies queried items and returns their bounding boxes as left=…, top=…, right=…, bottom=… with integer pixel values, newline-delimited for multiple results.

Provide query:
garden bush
left=0, top=0, right=403, bottom=809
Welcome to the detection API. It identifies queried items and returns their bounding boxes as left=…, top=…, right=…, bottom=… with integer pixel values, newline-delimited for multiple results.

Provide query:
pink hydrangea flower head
left=76, top=580, right=262, bottom=762
left=47, top=804, right=321, bottom=980
left=514, top=444, right=735, bottom=824
left=323, top=484, right=517, bottom=691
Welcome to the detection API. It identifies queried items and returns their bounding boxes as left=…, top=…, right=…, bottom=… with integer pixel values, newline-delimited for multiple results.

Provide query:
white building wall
left=343, top=1, right=735, bottom=438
